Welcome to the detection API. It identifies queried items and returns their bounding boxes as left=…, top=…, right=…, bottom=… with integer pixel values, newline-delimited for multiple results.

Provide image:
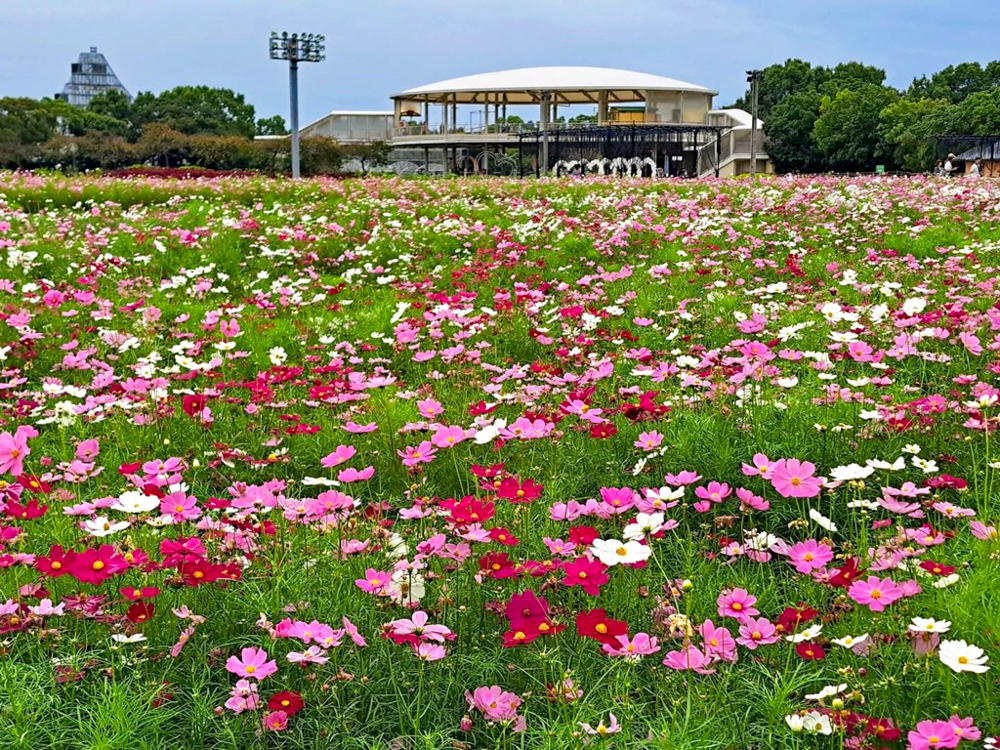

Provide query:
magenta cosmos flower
left=716, top=588, right=759, bottom=620
left=770, top=458, right=823, bottom=498
left=848, top=576, right=904, bottom=612
left=225, top=647, right=278, bottom=680
left=906, top=719, right=961, bottom=750
left=662, top=645, right=716, bottom=674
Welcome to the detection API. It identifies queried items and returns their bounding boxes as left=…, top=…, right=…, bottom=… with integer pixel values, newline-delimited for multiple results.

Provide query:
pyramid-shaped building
left=56, top=47, right=132, bottom=108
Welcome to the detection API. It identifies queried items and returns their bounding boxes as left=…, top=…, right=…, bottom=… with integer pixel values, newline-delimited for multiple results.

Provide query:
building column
left=539, top=91, right=551, bottom=175
left=598, top=90, right=608, bottom=124
left=484, top=93, right=490, bottom=132
left=442, top=96, right=448, bottom=134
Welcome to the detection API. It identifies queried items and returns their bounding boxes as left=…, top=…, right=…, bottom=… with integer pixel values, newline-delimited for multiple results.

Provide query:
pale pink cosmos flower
left=662, top=645, right=716, bottom=674
left=343, top=421, right=378, bottom=433
left=338, top=466, right=374, bottom=483
left=397, top=441, right=437, bottom=467
left=741, top=453, right=776, bottom=480
left=465, top=685, right=522, bottom=722
left=431, top=425, right=467, bottom=449
left=343, top=616, right=367, bottom=647
left=416, top=399, right=443, bottom=419
left=580, top=713, right=621, bottom=736
left=413, top=642, right=446, bottom=661
left=970, top=521, right=998, bottom=541
left=388, top=610, right=454, bottom=643
left=602, top=632, right=661, bottom=659
left=224, top=680, right=261, bottom=713
left=634, top=431, right=664, bottom=451
left=736, top=617, right=779, bottom=649
left=286, top=646, right=329, bottom=664
left=225, top=647, right=277, bottom=679
left=664, top=471, right=701, bottom=486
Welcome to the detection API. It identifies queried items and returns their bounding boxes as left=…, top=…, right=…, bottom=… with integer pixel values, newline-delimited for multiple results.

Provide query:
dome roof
left=393, top=66, right=716, bottom=104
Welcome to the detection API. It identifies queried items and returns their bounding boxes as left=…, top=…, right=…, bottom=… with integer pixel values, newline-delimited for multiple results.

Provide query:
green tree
left=343, top=141, right=391, bottom=173
left=880, top=98, right=952, bottom=172
left=908, top=62, right=1000, bottom=104
left=813, top=84, right=899, bottom=171
left=255, top=115, right=288, bottom=136
left=132, top=86, right=256, bottom=138
left=87, top=90, right=135, bottom=124
left=946, top=89, right=1000, bottom=134
left=763, top=89, right=826, bottom=172
left=732, top=59, right=819, bottom=119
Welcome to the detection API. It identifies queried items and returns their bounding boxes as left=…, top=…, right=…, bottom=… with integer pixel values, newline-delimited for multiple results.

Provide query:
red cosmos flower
left=68, top=546, right=129, bottom=585
left=561, top=557, right=609, bottom=596
left=178, top=560, right=222, bottom=586
left=16, top=475, right=50, bottom=493
left=568, top=525, right=599, bottom=546
left=589, top=424, right=617, bottom=439
left=470, top=463, right=505, bottom=480
left=181, top=394, right=207, bottom=417
left=828, top=558, right=866, bottom=588
left=496, top=477, right=543, bottom=503
left=795, top=642, right=826, bottom=660
left=479, top=553, right=519, bottom=579
left=919, top=560, right=956, bottom=576
left=160, top=537, right=206, bottom=566
left=503, top=627, right=541, bottom=648
left=489, top=527, right=519, bottom=547
left=203, top=496, right=231, bottom=510
left=448, top=497, right=495, bottom=525
left=775, top=606, right=819, bottom=635
left=523, top=559, right=559, bottom=577
left=505, top=590, right=550, bottom=629
left=865, top=717, right=901, bottom=742
left=468, top=401, right=497, bottom=416
left=118, top=461, right=142, bottom=476
left=35, top=545, right=76, bottom=578
left=119, top=586, right=161, bottom=600
left=576, top=608, right=628, bottom=646
left=267, top=691, right=304, bottom=716
left=925, top=474, right=967, bottom=490
left=3, top=498, right=47, bottom=520
left=126, top=601, right=155, bottom=623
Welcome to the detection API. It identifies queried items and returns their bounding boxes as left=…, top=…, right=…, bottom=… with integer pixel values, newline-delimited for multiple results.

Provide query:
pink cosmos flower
left=0, top=426, right=36, bottom=476
left=343, top=421, right=378, bottom=433
left=225, top=647, right=277, bottom=680
left=465, top=685, right=522, bottom=722
left=224, top=680, right=261, bottom=713
left=906, top=719, right=960, bottom=750
left=343, top=616, right=367, bottom=647
left=634, top=431, right=664, bottom=451
left=75, top=439, right=100, bottom=461
left=580, top=713, right=621, bottom=736
left=160, top=491, right=201, bottom=522
left=735, top=487, right=769, bottom=511
left=599, top=487, right=635, bottom=514
left=848, top=576, right=904, bottom=612
left=286, top=646, right=329, bottom=664
left=262, top=711, right=288, bottom=731
left=694, top=481, right=731, bottom=513
left=970, top=521, right=998, bottom=541
left=736, top=617, right=779, bottom=649
left=321, top=445, right=356, bottom=468
left=387, top=610, right=454, bottom=643
left=219, top=319, right=240, bottom=338
left=662, top=645, right=716, bottom=674
left=770, top=458, right=822, bottom=498
left=416, top=399, right=443, bottom=419
left=338, top=466, right=374, bottom=483
left=664, top=471, right=701, bottom=486
left=602, top=632, right=661, bottom=658
left=431, top=425, right=467, bottom=448
left=355, top=568, right=391, bottom=594
left=397, top=441, right=437, bottom=467
left=786, top=540, right=834, bottom=574
left=413, top=642, right=446, bottom=661
left=699, top=620, right=737, bottom=662
left=946, top=715, right=980, bottom=741
left=741, top=453, right=776, bottom=480
left=716, top=588, right=759, bottom=620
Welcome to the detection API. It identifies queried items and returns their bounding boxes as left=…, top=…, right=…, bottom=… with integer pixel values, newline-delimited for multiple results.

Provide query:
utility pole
left=746, top=69, right=762, bottom=178
left=270, top=32, right=325, bottom=178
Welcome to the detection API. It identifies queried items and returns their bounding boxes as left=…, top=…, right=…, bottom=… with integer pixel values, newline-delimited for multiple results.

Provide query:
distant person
left=970, top=158, right=983, bottom=177
left=944, top=153, right=958, bottom=178
left=933, top=160, right=944, bottom=176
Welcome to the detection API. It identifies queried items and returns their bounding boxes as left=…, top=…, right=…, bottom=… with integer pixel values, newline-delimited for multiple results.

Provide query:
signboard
left=875, top=165, right=886, bottom=174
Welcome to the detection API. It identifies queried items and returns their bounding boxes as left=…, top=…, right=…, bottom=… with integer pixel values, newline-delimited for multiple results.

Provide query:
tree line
left=733, top=59, right=1000, bottom=173
left=0, top=86, right=380, bottom=174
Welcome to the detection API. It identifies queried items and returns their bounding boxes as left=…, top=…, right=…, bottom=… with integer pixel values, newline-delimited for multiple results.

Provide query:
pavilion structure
left=382, top=66, right=767, bottom=176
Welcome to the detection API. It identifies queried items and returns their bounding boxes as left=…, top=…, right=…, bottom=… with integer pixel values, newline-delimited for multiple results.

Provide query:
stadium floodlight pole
left=746, top=69, right=762, bottom=178
left=269, top=32, right=325, bottom=178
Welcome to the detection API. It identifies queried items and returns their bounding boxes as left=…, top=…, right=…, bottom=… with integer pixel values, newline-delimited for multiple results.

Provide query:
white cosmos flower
left=939, top=639, right=990, bottom=673
left=829, top=463, right=874, bottom=482
left=912, top=457, right=938, bottom=473
left=775, top=376, right=798, bottom=388
left=901, top=444, right=921, bottom=455
left=111, top=633, right=147, bottom=644
left=784, top=714, right=804, bottom=733
left=932, top=573, right=960, bottom=588
left=112, top=490, right=160, bottom=514
left=473, top=419, right=507, bottom=445
left=268, top=347, right=287, bottom=366
left=623, top=512, right=664, bottom=541
left=808, top=509, right=838, bottom=533
left=83, top=515, right=131, bottom=537
left=902, top=298, right=927, bottom=316
left=786, top=624, right=823, bottom=643
left=301, top=476, right=341, bottom=487
left=832, top=634, right=869, bottom=649
left=590, top=539, right=651, bottom=566
left=804, top=683, right=847, bottom=702
left=866, top=456, right=906, bottom=471
left=909, top=617, right=951, bottom=634
left=802, top=712, right=833, bottom=735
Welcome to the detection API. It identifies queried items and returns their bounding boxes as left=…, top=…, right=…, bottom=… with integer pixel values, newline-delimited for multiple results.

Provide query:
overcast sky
left=4, top=0, right=1000, bottom=126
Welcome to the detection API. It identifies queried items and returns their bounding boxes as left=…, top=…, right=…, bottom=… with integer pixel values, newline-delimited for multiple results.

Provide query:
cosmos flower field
left=1, top=172, right=1000, bottom=750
